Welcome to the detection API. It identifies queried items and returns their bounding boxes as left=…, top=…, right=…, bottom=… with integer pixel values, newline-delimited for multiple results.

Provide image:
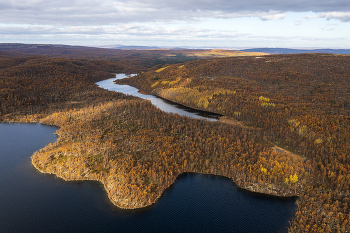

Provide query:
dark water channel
left=96, top=74, right=221, bottom=120
left=0, top=74, right=297, bottom=232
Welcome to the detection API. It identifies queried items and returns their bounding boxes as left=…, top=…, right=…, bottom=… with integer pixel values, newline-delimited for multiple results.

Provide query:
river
left=0, top=74, right=297, bottom=232
left=96, top=74, right=221, bottom=120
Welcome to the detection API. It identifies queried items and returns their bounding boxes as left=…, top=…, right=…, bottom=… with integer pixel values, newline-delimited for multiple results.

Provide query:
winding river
left=0, top=74, right=298, bottom=232
left=96, top=74, right=221, bottom=120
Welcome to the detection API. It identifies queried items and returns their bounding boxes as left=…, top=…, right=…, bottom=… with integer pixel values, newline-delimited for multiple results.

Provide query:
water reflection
left=96, top=74, right=221, bottom=120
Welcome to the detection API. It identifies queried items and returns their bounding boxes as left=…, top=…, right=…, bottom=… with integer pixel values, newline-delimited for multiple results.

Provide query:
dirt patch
left=219, top=116, right=259, bottom=130
left=272, top=145, right=305, bottom=161
left=59, top=143, right=73, bottom=150
left=219, top=116, right=303, bottom=162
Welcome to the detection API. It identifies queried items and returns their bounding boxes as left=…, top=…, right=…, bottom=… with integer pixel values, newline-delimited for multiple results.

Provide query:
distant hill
left=242, top=48, right=350, bottom=54
left=0, top=43, right=268, bottom=61
left=100, top=46, right=350, bottom=54
left=99, top=45, right=161, bottom=50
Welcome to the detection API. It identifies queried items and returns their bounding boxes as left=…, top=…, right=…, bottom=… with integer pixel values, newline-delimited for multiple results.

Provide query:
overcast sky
left=1, top=0, right=349, bottom=48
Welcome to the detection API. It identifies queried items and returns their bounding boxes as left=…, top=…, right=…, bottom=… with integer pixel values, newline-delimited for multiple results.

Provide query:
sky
left=0, top=0, right=349, bottom=48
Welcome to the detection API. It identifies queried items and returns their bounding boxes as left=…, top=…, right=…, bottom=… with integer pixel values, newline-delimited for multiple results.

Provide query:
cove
left=0, top=73, right=298, bottom=232
left=94, top=74, right=298, bottom=232
left=0, top=123, right=296, bottom=232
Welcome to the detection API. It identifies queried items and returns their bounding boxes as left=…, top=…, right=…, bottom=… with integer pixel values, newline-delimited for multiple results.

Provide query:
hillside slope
left=116, top=53, right=350, bottom=232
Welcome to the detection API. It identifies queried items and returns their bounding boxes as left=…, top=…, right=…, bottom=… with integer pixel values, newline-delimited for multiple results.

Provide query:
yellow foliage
left=178, top=65, right=184, bottom=69
left=155, top=66, right=169, bottom=73
left=259, top=96, right=270, bottom=102
left=289, top=173, right=298, bottom=183
left=261, top=102, right=275, bottom=107
left=151, top=82, right=159, bottom=87
left=159, top=77, right=181, bottom=86
left=315, top=138, right=323, bottom=144
left=259, top=96, right=274, bottom=107
left=198, top=98, right=209, bottom=109
left=168, top=77, right=181, bottom=85
left=234, top=111, right=241, bottom=117
left=285, top=177, right=289, bottom=184
left=157, top=87, right=236, bottom=109
left=261, top=167, right=267, bottom=173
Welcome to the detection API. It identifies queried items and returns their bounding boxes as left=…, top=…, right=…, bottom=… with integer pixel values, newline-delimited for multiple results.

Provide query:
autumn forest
left=1, top=45, right=350, bottom=232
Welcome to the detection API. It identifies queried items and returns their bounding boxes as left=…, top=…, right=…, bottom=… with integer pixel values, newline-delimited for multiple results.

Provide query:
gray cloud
left=0, top=0, right=349, bottom=48
left=0, top=0, right=350, bottom=26
left=129, top=0, right=350, bottom=13
left=318, top=12, right=350, bottom=22
left=1, top=24, right=347, bottom=48
left=0, top=24, right=245, bottom=39
left=0, top=23, right=344, bottom=43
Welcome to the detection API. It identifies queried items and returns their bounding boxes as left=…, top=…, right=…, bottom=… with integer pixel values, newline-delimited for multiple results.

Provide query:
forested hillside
left=0, top=56, right=134, bottom=121
left=1, top=51, right=350, bottom=232
left=0, top=43, right=266, bottom=69
left=32, top=98, right=304, bottom=209
left=116, top=53, right=350, bottom=232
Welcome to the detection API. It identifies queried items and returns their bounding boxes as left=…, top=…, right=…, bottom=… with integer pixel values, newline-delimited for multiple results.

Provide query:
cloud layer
left=318, top=12, right=350, bottom=22
left=0, top=0, right=349, bottom=48
left=0, top=23, right=347, bottom=45
left=1, top=0, right=350, bottom=25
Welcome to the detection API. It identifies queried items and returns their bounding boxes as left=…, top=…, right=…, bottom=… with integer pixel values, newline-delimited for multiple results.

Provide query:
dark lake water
left=0, top=74, right=298, bottom=232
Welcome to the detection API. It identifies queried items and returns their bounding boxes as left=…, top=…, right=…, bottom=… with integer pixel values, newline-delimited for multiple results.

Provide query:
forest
left=116, top=53, right=350, bottom=232
left=0, top=56, right=134, bottom=121
left=1, top=48, right=349, bottom=232
left=0, top=43, right=265, bottom=69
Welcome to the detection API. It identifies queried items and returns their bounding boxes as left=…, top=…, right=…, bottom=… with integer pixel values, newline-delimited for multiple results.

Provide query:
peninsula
left=1, top=46, right=349, bottom=232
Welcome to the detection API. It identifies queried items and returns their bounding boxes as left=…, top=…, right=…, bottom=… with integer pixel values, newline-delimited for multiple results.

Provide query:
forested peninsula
left=1, top=47, right=350, bottom=232
left=117, top=53, right=350, bottom=232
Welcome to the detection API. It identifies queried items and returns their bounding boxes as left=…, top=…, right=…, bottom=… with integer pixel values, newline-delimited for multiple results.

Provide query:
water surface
left=96, top=74, right=221, bottom=120
left=0, top=123, right=296, bottom=232
left=0, top=74, right=297, bottom=232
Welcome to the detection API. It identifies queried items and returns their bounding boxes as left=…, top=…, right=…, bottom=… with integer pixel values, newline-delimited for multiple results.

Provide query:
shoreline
left=113, top=78, right=223, bottom=120
left=4, top=78, right=302, bottom=210
left=26, top=78, right=301, bottom=210
left=31, top=151, right=298, bottom=210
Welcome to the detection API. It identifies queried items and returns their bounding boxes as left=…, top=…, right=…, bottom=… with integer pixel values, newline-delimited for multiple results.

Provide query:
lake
left=0, top=74, right=297, bottom=232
